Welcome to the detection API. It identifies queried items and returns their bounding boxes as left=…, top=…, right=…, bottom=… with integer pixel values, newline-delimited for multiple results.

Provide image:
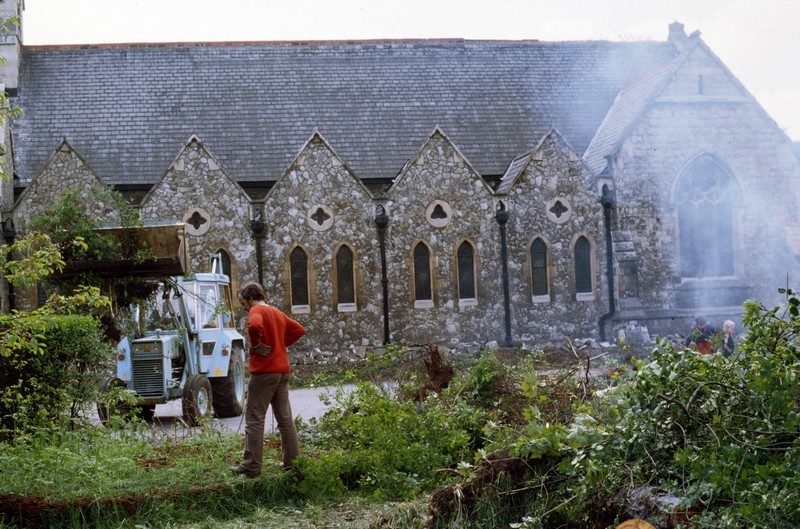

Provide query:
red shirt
left=247, top=304, right=305, bottom=374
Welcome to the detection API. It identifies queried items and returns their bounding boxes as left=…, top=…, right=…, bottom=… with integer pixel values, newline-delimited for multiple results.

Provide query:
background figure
left=234, top=282, right=305, bottom=478
left=721, top=319, right=736, bottom=357
left=685, top=314, right=716, bottom=355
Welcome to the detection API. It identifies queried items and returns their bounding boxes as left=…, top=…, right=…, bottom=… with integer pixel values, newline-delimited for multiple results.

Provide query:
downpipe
left=598, top=187, right=616, bottom=342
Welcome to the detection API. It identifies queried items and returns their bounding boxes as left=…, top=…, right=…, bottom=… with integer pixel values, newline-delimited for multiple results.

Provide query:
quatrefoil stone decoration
left=545, top=197, right=572, bottom=224
left=307, top=204, right=334, bottom=231
left=182, top=207, right=212, bottom=236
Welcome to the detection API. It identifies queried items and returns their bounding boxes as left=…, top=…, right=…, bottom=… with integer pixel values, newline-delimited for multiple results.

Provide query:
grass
left=0, top=344, right=638, bottom=528
left=0, top=415, right=432, bottom=529
left=167, top=496, right=429, bottom=529
left=0, top=422, right=297, bottom=528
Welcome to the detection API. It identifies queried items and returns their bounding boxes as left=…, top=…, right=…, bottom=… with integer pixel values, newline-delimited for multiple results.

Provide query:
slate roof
left=11, top=39, right=677, bottom=187
left=496, top=152, right=533, bottom=196
left=583, top=54, right=683, bottom=175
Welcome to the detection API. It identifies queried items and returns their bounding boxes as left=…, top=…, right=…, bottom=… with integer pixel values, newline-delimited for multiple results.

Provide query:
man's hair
left=239, top=281, right=266, bottom=302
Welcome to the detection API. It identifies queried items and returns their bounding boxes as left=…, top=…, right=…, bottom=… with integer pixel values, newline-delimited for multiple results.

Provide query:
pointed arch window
left=413, top=242, right=433, bottom=308
left=213, top=249, right=232, bottom=279
left=530, top=238, right=549, bottom=301
left=290, top=246, right=310, bottom=312
left=213, top=249, right=235, bottom=328
left=457, top=241, right=477, bottom=306
left=336, top=245, right=357, bottom=312
left=677, top=155, right=735, bottom=278
left=574, top=236, right=593, bottom=299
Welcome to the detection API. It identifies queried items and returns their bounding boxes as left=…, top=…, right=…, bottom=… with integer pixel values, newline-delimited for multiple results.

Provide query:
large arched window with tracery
left=676, top=155, right=735, bottom=277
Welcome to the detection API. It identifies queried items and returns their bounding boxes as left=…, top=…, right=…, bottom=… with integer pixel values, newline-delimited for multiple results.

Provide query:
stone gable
left=501, top=130, right=607, bottom=341
left=138, top=137, right=255, bottom=286
left=13, top=140, right=118, bottom=229
left=385, top=130, right=503, bottom=344
left=262, top=133, right=381, bottom=361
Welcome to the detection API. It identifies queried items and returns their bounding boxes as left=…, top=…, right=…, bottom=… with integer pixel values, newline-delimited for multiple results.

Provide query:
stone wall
left=610, top=44, right=800, bottom=333
left=13, top=140, right=118, bottom=229
left=7, top=48, right=800, bottom=358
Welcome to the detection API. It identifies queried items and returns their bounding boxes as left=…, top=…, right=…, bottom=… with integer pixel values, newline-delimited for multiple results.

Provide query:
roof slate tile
left=13, top=40, right=675, bottom=186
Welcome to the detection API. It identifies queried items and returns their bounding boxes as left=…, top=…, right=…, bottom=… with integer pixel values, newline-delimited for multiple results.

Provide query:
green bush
left=27, top=190, right=121, bottom=262
left=432, top=290, right=800, bottom=528
left=299, top=382, right=472, bottom=499
left=0, top=315, right=114, bottom=438
left=560, top=292, right=800, bottom=527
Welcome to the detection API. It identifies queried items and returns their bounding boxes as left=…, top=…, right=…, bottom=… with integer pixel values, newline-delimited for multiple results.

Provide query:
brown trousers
left=241, top=372, right=300, bottom=473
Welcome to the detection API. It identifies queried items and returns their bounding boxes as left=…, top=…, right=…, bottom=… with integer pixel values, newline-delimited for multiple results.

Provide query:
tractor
left=98, top=255, right=247, bottom=425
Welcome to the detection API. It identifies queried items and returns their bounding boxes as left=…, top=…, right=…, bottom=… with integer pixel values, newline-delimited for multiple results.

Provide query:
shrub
left=298, top=382, right=472, bottom=499
left=561, top=291, right=800, bottom=527
left=432, top=289, right=800, bottom=528
left=0, top=315, right=114, bottom=438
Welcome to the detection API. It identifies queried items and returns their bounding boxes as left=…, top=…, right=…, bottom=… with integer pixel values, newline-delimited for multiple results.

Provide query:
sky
left=20, top=0, right=800, bottom=141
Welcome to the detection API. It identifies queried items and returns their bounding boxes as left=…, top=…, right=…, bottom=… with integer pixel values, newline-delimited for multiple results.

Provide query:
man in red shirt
left=233, top=282, right=305, bottom=478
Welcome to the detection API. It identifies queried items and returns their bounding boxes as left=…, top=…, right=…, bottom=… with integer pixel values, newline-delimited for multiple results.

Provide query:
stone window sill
left=458, top=298, right=478, bottom=307
left=414, top=299, right=434, bottom=309
left=337, top=303, right=357, bottom=313
left=576, top=292, right=594, bottom=302
left=532, top=294, right=550, bottom=303
left=291, top=304, right=311, bottom=314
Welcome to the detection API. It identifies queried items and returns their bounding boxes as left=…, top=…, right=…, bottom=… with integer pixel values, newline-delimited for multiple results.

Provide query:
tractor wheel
left=96, top=376, right=130, bottom=425
left=182, top=374, right=213, bottom=426
left=211, top=346, right=246, bottom=418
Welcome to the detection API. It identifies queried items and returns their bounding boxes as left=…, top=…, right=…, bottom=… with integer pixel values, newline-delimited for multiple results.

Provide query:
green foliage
left=298, top=382, right=472, bottom=500
left=0, top=231, right=80, bottom=287
left=27, top=190, right=121, bottom=262
left=464, top=350, right=507, bottom=406
left=0, top=228, right=114, bottom=440
left=0, top=314, right=114, bottom=437
left=554, top=292, right=800, bottom=527
left=429, top=291, right=800, bottom=528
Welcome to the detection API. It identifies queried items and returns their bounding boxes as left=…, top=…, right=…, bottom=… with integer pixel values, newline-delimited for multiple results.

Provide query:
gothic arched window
left=574, top=236, right=592, bottom=295
left=215, top=248, right=232, bottom=279
left=677, top=155, right=735, bottom=278
left=413, top=242, right=432, bottom=305
left=530, top=237, right=549, bottom=298
left=336, top=245, right=356, bottom=308
left=457, top=241, right=476, bottom=302
left=290, top=246, right=309, bottom=308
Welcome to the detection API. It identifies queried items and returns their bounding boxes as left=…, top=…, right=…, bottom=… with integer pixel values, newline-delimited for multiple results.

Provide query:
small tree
left=0, top=231, right=112, bottom=439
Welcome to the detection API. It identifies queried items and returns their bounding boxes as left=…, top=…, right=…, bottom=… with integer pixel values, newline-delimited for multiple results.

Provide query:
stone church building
left=1, top=0, right=799, bottom=361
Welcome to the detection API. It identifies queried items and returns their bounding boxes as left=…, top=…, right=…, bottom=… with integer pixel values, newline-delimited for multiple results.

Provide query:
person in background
left=233, top=281, right=305, bottom=478
left=721, top=319, right=736, bottom=357
left=684, top=314, right=716, bottom=355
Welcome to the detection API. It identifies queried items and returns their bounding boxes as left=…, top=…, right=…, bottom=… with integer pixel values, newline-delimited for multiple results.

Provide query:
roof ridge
left=17, top=37, right=670, bottom=52
left=22, top=38, right=544, bottom=51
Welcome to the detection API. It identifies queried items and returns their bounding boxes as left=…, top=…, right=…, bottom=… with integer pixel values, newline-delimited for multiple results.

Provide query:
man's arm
left=247, top=310, right=268, bottom=351
left=284, top=316, right=306, bottom=347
